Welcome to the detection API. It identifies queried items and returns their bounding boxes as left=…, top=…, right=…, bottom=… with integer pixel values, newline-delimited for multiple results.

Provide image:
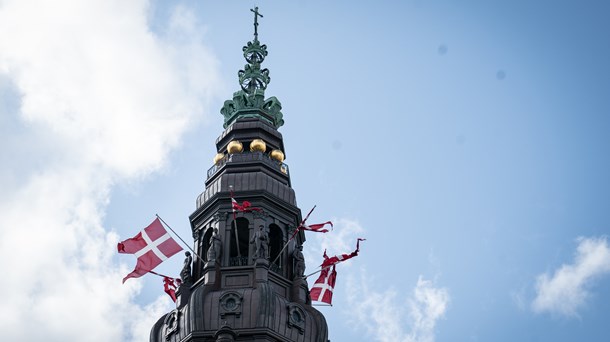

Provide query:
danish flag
left=231, top=193, right=263, bottom=213
left=290, top=221, right=333, bottom=239
left=118, top=218, right=183, bottom=283
left=321, top=238, right=366, bottom=268
left=163, top=276, right=182, bottom=302
left=300, top=221, right=333, bottom=233
left=310, top=265, right=337, bottom=305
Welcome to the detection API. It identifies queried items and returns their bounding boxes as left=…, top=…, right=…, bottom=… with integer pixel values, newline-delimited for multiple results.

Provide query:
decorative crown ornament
left=219, top=7, right=284, bottom=129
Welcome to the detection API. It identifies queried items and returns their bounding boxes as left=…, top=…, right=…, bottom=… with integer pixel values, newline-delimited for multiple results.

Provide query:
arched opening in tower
left=269, top=223, right=283, bottom=272
left=201, top=228, right=213, bottom=262
left=230, top=218, right=249, bottom=266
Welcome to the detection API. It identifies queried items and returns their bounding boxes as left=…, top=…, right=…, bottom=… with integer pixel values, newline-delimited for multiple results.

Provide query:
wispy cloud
left=303, top=218, right=448, bottom=342
left=347, top=271, right=450, bottom=342
left=532, top=236, right=610, bottom=317
left=0, top=1, right=220, bottom=340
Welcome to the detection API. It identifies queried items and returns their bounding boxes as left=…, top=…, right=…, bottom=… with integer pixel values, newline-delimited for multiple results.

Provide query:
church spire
left=149, top=8, right=329, bottom=341
left=239, top=7, right=269, bottom=95
left=220, top=7, right=284, bottom=129
left=251, top=6, right=263, bottom=42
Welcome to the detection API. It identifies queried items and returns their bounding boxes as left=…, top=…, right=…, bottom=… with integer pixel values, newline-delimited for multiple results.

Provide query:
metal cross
left=251, top=7, right=263, bottom=40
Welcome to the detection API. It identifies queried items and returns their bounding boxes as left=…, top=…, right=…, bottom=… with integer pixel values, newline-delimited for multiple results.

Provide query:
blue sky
left=1, top=1, right=609, bottom=341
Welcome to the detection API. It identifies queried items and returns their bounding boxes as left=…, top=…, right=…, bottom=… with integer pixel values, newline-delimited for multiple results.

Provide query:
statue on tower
left=180, top=251, right=193, bottom=286
left=250, top=225, right=269, bottom=260
left=207, top=228, right=222, bottom=262
left=292, top=244, right=305, bottom=280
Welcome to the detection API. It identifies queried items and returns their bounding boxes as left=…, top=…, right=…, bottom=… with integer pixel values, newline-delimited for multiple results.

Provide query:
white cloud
left=0, top=1, right=220, bottom=340
left=303, top=218, right=448, bottom=341
left=347, top=271, right=450, bottom=342
left=532, top=236, right=610, bottom=317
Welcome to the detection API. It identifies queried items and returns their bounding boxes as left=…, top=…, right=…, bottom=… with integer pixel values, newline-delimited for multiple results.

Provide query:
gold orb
left=213, top=153, right=224, bottom=164
left=270, top=149, right=285, bottom=162
left=250, top=139, right=267, bottom=153
left=227, top=140, right=243, bottom=154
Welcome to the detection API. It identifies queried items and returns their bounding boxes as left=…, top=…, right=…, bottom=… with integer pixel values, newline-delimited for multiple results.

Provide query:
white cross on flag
left=118, top=218, right=183, bottom=283
left=310, top=265, right=337, bottom=305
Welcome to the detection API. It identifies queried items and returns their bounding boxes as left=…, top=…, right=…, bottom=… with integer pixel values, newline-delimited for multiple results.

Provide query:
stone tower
left=149, top=8, right=329, bottom=342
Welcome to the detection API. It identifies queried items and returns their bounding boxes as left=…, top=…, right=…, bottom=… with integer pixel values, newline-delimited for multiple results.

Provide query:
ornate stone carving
left=287, top=304, right=306, bottom=334
left=212, top=211, right=229, bottom=223
left=219, top=291, right=243, bottom=318
left=192, top=227, right=202, bottom=240
left=163, top=309, right=180, bottom=340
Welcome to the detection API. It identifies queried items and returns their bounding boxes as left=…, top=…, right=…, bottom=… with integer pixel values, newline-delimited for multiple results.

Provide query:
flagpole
left=229, top=187, right=241, bottom=258
left=271, top=205, right=316, bottom=265
left=303, top=264, right=333, bottom=279
left=148, top=270, right=174, bottom=279
left=156, top=214, right=205, bottom=264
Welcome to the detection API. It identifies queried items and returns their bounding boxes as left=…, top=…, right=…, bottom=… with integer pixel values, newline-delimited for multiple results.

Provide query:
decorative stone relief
left=286, top=304, right=305, bottom=334
left=219, top=291, right=243, bottom=318
left=163, top=309, right=180, bottom=340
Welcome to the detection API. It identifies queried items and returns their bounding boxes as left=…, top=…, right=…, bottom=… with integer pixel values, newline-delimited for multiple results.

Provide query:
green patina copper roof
left=220, top=7, right=284, bottom=129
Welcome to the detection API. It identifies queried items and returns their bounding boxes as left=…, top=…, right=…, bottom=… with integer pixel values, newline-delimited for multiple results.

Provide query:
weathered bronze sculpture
left=250, top=225, right=269, bottom=260
left=180, top=251, right=192, bottom=286
left=206, top=228, right=222, bottom=262
left=293, top=244, right=306, bottom=279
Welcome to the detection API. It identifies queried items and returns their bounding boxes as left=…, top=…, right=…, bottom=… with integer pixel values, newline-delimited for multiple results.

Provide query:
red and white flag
left=231, top=197, right=239, bottom=212
left=291, top=220, right=332, bottom=239
left=231, top=192, right=263, bottom=213
left=310, top=265, right=337, bottom=305
left=163, top=276, right=181, bottom=302
left=321, top=238, right=366, bottom=268
left=300, top=221, right=333, bottom=233
left=118, top=217, right=183, bottom=283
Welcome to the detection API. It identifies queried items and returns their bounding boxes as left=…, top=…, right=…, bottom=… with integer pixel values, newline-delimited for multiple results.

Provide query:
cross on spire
left=251, top=7, right=263, bottom=41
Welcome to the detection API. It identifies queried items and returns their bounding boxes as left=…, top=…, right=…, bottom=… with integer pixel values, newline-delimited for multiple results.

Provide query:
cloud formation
left=347, top=272, right=450, bottom=342
left=532, top=236, right=610, bottom=317
left=0, top=1, right=219, bottom=340
left=301, top=216, right=448, bottom=342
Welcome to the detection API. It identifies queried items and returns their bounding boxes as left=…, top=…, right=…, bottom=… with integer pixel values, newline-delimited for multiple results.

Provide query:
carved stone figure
left=250, top=225, right=269, bottom=260
left=180, top=251, right=193, bottom=286
left=292, top=244, right=305, bottom=279
left=207, top=228, right=222, bottom=262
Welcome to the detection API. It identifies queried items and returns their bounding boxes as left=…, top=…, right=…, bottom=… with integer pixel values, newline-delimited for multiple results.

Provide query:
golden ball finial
left=250, top=139, right=267, bottom=153
left=227, top=140, right=243, bottom=154
left=270, top=149, right=285, bottom=162
left=213, top=153, right=225, bottom=164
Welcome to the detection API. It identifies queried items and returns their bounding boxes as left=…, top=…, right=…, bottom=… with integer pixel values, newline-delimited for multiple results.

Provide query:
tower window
left=229, top=218, right=249, bottom=266
left=269, top=223, right=283, bottom=272
left=201, top=228, right=213, bottom=262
